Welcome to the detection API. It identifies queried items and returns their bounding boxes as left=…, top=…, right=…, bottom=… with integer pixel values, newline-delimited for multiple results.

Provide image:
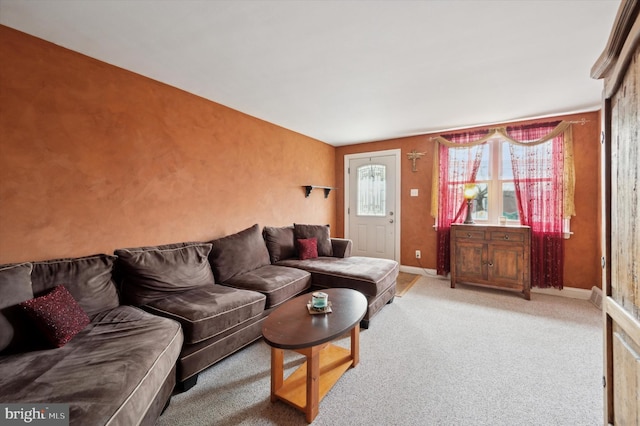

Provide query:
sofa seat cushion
left=143, top=285, right=266, bottom=344
left=276, top=256, right=398, bottom=298
left=222, top=265, right=311, bottom=309
left=0, top=306, right=182, bottom=426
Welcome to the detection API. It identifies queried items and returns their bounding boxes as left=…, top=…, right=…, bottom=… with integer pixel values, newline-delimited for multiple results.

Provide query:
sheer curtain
left=435, top=130, right=488, bottom=275
left=506, top=122, right=565, bottom=288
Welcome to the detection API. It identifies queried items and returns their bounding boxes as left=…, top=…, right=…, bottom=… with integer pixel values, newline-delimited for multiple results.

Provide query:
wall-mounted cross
left=407, top=149, right=426, bottom=172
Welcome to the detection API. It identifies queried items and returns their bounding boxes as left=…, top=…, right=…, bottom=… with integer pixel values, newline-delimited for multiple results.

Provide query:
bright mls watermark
left=0, top=404, right=68, bottom=426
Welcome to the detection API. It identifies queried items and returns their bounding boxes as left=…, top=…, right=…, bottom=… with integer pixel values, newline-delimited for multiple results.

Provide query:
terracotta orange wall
left=335, top=111, right=602, bottom=290
left=0, top=26, right=336, bottom=263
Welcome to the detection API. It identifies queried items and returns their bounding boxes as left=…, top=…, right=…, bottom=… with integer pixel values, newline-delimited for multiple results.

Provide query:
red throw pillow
left=20, top=285, right=90, bottom=348
left=297, top=238, right=318, bottom=260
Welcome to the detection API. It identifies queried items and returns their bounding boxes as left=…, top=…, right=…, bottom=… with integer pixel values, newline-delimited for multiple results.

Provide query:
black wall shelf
left=303, top=185, right=336, bottom=198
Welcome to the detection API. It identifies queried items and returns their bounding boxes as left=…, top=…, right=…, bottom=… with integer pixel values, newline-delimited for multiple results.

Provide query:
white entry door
left=347, top=153, right=398, bottom=260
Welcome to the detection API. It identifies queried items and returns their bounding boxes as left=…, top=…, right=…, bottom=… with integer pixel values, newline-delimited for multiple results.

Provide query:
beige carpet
left=395, top=272, right=420, bottom=297
left=157, top=275, right=602, bottom=425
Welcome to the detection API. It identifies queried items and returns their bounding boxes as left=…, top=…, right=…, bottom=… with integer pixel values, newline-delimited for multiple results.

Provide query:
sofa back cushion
left=31, top=254, right=120, bottom=318
left=115, top=242, right=215, bottom=306
left=263, top=225, right=296, bottom=263
left=294, top=224, right=333, bottom=257
left=0, top=263, right=34, bottom=353
left=209, top=224, right=271, bottom=283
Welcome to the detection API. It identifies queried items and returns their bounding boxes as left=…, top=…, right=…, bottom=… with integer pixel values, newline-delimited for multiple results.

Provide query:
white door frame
left=344, top=149, right=401, bottom=262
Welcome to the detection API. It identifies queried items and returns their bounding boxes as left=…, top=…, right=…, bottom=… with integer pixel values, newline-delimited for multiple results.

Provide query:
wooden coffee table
left=262, top=288, right=367, bottom=423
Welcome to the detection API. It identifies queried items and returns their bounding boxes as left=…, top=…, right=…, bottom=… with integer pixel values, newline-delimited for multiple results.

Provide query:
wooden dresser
left=450, top=224, right=531, bottom=299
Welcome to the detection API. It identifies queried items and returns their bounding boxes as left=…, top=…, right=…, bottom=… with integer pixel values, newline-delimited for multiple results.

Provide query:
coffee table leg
left=299, top=345, right=320, bottom=423
left=351, top=323, right=360, bottom=367
left=271, top=347, right=283, bottom=402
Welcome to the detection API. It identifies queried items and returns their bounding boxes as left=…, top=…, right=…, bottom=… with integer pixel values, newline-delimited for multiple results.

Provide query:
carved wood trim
left=604, top=16, right=640, bottom=98
left=591, top=0, right=640, bottom=79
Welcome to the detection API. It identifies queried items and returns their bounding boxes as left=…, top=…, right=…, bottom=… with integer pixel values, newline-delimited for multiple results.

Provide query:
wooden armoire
left=591, top=0, right=640, bottom=424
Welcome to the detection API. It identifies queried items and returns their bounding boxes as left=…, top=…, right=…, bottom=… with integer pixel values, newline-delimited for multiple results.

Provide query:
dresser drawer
left=454, top=229, right=485, bottom=240
left=490, top=230, right=525, bottom=242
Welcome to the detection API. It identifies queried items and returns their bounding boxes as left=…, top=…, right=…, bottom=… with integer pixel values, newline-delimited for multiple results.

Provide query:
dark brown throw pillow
left=20, top=285, right=90, bottom=348
left=115, top=242, right=215, bottom=306
left=297, top=238, right=318, bottom=260
left=293, top=224, right=333, bottom=257
left=262, top=226, right=296, bottom=263
left=0, top=263, right=34, bottom=353
left=209, top=224, right=271, bottom=283
left=31, top=254, right=120, bottom=317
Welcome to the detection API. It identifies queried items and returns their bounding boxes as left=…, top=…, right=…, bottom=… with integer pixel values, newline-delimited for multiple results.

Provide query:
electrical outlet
left=415, top=250, right=421, bottom=259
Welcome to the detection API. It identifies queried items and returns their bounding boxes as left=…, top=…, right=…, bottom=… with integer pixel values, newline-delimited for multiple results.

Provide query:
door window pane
left=357, top=164, right=386, bottom=216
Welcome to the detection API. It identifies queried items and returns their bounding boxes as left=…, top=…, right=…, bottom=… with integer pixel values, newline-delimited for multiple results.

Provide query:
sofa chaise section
left=263, top=224, right=398, bottom=328
left=277, top=255, right=398, bottom=327
left=0, top=255, right=182, bottom=426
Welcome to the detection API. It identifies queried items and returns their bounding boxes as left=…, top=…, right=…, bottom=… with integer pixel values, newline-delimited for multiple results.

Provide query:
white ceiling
left=0, top=0, right=618, bottom=146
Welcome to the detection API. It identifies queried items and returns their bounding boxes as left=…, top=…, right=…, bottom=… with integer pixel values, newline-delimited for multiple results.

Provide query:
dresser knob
left=504, top=235, right=509, bottom=240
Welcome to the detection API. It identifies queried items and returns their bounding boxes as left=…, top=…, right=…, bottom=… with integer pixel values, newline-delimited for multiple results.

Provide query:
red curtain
left=506, top=122, right=564, bottom=288
left=436, top=130, right=488, bottom=275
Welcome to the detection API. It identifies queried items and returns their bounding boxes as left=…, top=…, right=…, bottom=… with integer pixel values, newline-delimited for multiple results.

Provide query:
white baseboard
left=399, top=265, right=441, bottom=278
left=400, top=264, right=593, bottom=300
left=531, top=286, right=592, bottom=300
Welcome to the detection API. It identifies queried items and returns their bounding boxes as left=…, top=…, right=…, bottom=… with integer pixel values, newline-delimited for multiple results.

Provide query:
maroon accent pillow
left=297, top=238, right=318, bottom=260
left=20, top=285, right=90, bottom=348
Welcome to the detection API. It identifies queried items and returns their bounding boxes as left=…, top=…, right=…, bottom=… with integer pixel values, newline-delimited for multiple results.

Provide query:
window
left=466, top=139, right=521, bottom=224
left=461, top=138, right=569, bottom=234
left=356, top=164, right=386, bottom=216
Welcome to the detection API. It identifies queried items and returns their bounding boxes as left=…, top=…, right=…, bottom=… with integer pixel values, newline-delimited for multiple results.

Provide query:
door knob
left=389, top=219, right=394, bottom=223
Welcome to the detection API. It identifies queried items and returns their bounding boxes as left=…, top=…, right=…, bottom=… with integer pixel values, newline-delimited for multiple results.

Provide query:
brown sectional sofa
left=116, top=223, right=397, bottom=390
left=0, top=223, right=398, bottom=424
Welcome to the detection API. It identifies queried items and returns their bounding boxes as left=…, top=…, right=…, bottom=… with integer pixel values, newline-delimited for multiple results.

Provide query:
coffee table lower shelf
left=271, top=335, right=358, bottom=423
